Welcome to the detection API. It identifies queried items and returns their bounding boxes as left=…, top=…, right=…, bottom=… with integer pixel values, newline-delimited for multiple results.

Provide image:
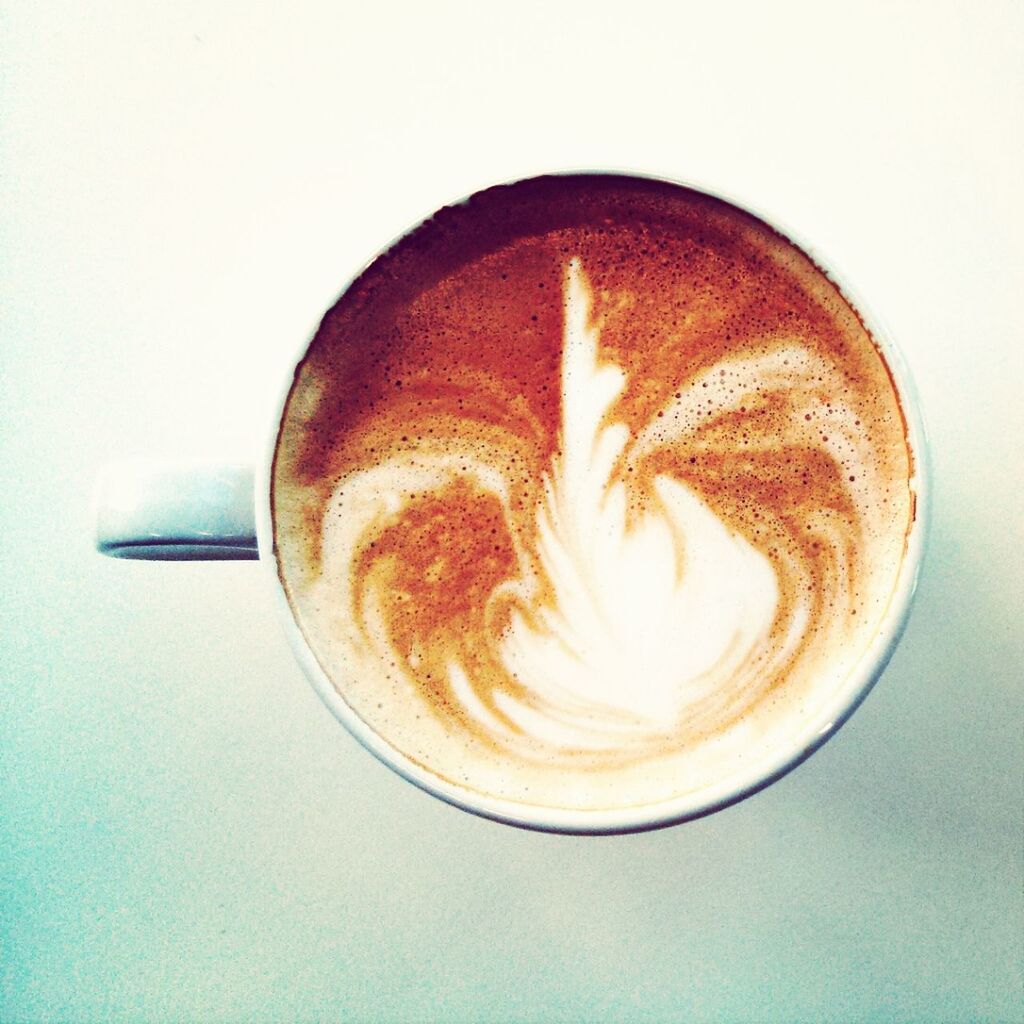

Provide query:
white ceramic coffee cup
left=94, top=171, right=929, bottom=834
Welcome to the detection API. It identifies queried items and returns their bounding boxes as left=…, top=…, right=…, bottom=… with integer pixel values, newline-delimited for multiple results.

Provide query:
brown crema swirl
left=272, top=175, right=914, bottom=810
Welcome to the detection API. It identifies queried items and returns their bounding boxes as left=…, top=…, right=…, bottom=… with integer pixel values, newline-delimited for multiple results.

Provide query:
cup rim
left=253, top=168, right=930, bottom=835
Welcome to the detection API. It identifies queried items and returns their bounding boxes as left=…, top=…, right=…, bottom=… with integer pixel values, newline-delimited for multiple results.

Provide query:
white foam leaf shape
left=493, top=260, right=779, bottom=750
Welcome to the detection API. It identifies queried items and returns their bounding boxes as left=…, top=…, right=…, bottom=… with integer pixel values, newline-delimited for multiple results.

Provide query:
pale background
left=2, top=1, right=1022, bottom=1021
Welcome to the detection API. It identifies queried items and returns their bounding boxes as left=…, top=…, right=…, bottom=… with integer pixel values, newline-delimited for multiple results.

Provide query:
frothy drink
left=272, top=175, right=915, bottom=811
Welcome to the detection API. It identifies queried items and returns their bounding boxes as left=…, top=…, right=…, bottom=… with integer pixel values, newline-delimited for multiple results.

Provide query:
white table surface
left=3, top=2, right=1022, bottom=1021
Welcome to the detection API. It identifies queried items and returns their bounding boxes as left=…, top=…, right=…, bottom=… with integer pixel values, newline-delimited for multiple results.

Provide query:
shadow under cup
left=99, top=172, right=929, bottom=834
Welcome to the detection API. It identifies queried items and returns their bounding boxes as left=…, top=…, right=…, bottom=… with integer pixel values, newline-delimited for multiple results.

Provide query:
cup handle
left=94, top=461, right=259, bottom=560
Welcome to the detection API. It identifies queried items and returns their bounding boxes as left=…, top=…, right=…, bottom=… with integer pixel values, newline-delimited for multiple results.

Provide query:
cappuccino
left=272, top=175, right=914, bottom=811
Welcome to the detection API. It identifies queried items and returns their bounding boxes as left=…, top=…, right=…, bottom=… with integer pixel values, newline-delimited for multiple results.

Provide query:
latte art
left=273, top=176, right=914, bottom=810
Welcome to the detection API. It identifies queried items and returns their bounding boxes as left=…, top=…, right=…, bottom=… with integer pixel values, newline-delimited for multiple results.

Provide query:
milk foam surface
left=272, top=176, right=914, bottom=810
